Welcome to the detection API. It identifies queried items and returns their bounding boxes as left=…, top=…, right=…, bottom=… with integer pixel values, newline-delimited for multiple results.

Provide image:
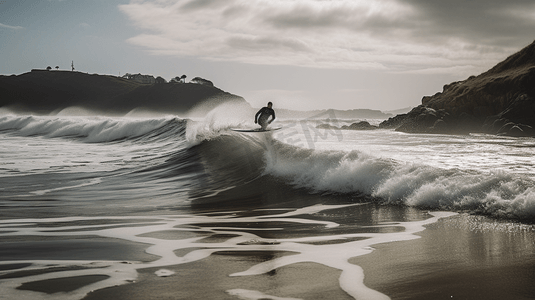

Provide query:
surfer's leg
left=258, top=116, right=268, bottom=130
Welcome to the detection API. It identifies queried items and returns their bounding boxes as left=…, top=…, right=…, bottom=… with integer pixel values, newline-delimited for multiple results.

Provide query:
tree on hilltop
left=46, top=66, right=52, bottom=71
left=170, top=75, right=187, bottom=83
left=55, top=66, right=59, bottom=70
left=190, top=77, right=214, bottom=86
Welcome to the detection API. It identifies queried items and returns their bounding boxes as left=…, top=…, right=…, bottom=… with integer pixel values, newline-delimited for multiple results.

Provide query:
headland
left=0, top=71, right=246, bottom=116
left=380, top=40, right=535, bottom=137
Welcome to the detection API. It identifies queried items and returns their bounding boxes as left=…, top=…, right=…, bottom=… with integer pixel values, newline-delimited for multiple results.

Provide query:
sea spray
left=185, top=101, right=255, bottom=146
left=262, top=136, right=535, bottom=221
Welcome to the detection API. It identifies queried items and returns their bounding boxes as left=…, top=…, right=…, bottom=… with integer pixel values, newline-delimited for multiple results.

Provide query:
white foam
left=227, top=289, right=303, bottom=300
left=30, top=178, right=102, bottom=196
left=263, top=143, right=391, bottom=196
left=0, top=206, right=456, bottom=300
left=155, top=269, right=175, bottom=277
left=263, top=140, right=535, bottom=220
left=0, top=260, right=138, bottom=300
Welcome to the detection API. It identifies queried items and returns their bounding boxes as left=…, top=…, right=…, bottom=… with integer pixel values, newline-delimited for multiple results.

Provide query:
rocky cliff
left=0, top=70, right=246, bottom=115
left=380, top=40, right=535, bottom=137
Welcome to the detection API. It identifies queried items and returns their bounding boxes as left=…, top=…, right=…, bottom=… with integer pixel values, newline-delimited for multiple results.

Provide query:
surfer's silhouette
left=255, top=102, right=276, bottom=131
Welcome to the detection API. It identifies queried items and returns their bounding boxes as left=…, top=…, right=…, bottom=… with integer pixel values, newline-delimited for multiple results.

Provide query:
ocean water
left=1, top=109, right=534, bottom=300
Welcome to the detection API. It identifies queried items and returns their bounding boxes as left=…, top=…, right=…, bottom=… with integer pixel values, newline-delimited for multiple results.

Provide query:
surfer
left=255, top=102, right=276, bottom=130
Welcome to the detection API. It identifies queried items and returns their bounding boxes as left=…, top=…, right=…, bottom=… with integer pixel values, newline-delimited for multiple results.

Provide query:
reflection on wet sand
left=0, top=204, right=455, bottom=300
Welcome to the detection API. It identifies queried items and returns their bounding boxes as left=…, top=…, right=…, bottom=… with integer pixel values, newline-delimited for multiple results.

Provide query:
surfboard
left=231, top=127, right=282, bottom=133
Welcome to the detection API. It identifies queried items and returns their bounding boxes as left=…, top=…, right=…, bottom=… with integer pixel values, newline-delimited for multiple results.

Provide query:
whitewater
left=1, top=110, right=535, bottom=300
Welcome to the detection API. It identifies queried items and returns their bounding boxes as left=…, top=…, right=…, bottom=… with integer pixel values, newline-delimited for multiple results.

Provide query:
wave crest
left=0, top=115, right=186, bottom=143
left=263, top=140, right=535, bottom=221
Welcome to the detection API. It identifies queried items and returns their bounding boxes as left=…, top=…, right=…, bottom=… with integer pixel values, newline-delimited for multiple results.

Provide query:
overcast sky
left=1, top=0, right=534, bottom=111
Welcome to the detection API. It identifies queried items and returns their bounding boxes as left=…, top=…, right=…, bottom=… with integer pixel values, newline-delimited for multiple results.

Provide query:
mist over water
left=1, top=107, right=534, bottom=299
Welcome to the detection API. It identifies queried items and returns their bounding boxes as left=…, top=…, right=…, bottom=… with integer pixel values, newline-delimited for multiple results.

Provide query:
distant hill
left=380, top=40, right=535, bottom=137
left=275, top=108, right=392, bottom=120
left=0, top=70, right=246, bottom=115
left=383, top=107, right=413, bottom=115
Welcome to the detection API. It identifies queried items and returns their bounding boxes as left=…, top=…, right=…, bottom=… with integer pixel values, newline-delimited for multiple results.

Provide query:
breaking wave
left=2, top=114, right=534, bottom=221
left=262, top=140, right=535, bottom=220
left=0, top=115, right=185, bottom=143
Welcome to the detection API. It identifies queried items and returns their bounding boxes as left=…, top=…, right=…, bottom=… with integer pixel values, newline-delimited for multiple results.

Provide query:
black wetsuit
left=255, top=107, right=276, bottom=130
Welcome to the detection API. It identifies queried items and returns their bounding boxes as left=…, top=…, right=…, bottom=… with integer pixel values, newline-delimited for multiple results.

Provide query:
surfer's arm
left=254, top=108, right=263, bottom=123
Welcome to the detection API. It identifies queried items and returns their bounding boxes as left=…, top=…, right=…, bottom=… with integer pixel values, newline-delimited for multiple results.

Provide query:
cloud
left=119, top=0, right=535, bottom=75
left=0, top=22, right=24, bottom=30
left=396, top=65, right=479, bottom=75
left=78, top=23, right=91, bottom=29
left=227, top=36, right=312, bottom=52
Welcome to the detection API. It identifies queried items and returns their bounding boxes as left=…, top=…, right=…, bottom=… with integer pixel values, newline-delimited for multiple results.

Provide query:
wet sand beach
left=85, top=252, right=353, bottom=300
left=352, top=214, right=535, bottom=300
left=85, top=213, right=535, bottom=300
left=3, top=204, right=533, bottom=300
